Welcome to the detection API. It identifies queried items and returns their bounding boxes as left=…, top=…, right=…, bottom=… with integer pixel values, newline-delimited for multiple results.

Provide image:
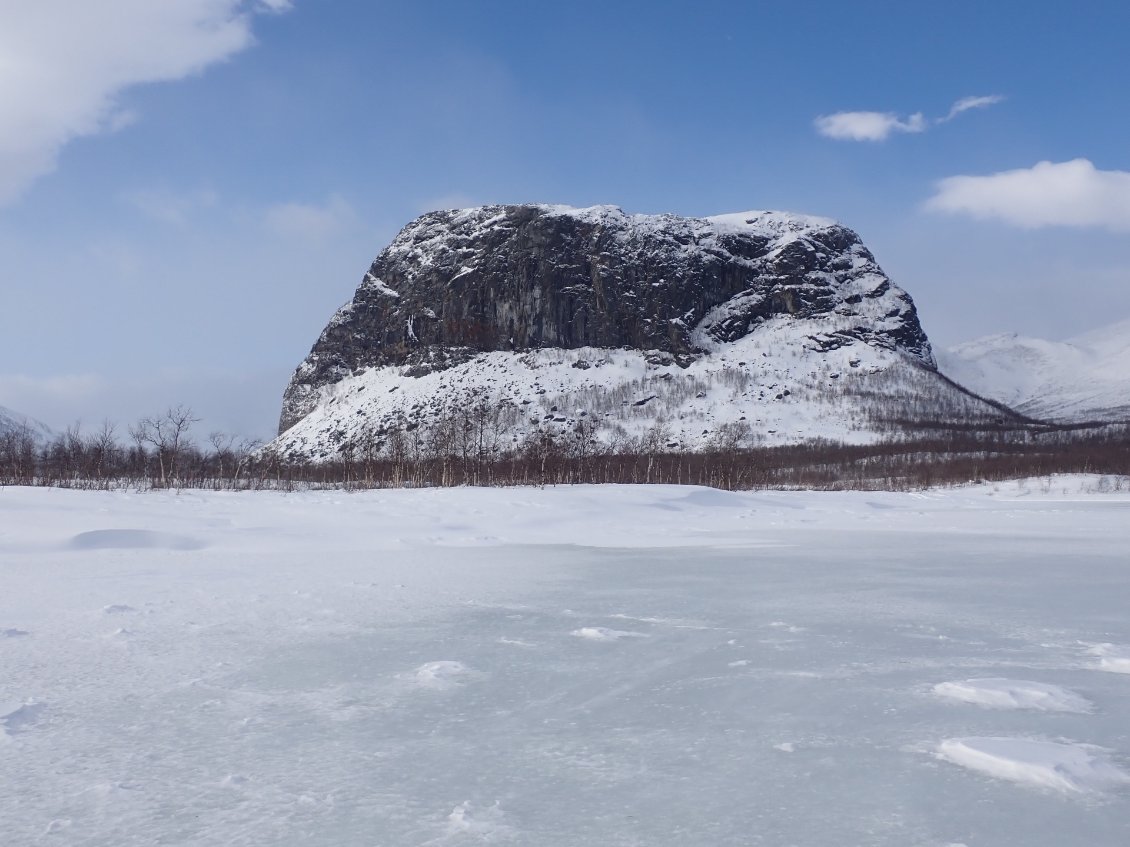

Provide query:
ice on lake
left=2, top=478, right=1129, bottom=845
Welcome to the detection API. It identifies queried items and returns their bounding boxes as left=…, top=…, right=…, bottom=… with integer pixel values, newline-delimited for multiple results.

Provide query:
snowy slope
left=267, top=329, right=999, bottom=462
left=0, top=404, right=52, bottom=442
left=3, top=480, right=1130, bottom=845
left=938, top=318, right=1130, bottom=422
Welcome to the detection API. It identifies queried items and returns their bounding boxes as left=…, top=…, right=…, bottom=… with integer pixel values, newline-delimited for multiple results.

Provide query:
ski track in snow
left=2, top=477, right=1130, bottom=845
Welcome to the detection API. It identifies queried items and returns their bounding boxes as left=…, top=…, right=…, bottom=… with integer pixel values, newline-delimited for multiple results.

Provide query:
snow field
left=2, top=477, right=1130, bottom=845
left=1086, top=643, right=1130, bottom=674
left=936, top=738, right=1130, bottom=794
left=570, top=627, right=648, bottom=642
left=931, top=678, right=1093, bottom=712
left=412, top=661, right=479, bottom=691
left=1, top=700, right=46, bottom=744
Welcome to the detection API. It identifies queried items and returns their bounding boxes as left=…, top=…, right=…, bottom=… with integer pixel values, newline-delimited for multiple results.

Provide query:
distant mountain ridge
left=0, top=404, right=53, bottom=442
left=937, top=318, right=1130, bottom=423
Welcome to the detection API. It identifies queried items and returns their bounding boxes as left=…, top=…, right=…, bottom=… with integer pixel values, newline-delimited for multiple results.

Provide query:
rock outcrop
left=280, top=205, right=934, bottom=434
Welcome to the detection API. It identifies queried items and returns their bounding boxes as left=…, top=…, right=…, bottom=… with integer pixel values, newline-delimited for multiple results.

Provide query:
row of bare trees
left=4, top=402, right=1127, bottom=492
left=1, top=406, right=261, bottom=489
left=251, top=425, right=1130, bottom=492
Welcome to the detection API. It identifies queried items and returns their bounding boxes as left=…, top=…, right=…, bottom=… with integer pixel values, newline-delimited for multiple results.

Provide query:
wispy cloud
left=815, top=95, right=1004, bottom=142
left=0, top=1, right=291, bottom=207
left=263, top=194, right=357, bottom=243
left=925, top=159, right=1130, bottom=232
left=122, top=187, right=219, bottom=224
left=940, top=94, right=1005, bottom=122
left=0, top=368, right=285, bottom=440
left=0, top=373, right=108, bottom=406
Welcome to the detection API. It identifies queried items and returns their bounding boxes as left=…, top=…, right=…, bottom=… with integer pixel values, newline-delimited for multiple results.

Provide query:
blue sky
left=3, top=1, right=1129, bottom=439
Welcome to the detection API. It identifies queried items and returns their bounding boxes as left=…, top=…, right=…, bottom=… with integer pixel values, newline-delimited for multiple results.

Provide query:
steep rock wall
left=280, top=205, right=933, bottom=433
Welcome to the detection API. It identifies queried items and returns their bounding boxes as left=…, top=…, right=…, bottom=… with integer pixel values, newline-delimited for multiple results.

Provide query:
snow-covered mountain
left=0, top=404, right=52, bottom=442
left=938, top=318, right=1130, bottom=423
left=269, top=204, right=1011, bottom=461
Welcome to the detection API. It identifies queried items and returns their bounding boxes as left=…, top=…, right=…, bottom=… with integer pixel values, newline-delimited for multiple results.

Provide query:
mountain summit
left=271, top=205, right=997, bottom=461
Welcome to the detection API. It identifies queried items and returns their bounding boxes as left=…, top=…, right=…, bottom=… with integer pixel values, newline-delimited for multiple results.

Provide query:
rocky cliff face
left=279, top=205, right=934, bottom=434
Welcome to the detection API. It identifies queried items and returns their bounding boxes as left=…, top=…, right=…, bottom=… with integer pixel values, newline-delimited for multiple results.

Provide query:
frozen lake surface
left=2, top=479, right=1129, bottom=845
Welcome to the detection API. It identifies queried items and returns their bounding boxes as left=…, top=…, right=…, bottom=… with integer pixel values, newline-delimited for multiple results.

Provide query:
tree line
left=2, top=404, right=1128, bottom=492
left=0, top=406, right=260, bottom=489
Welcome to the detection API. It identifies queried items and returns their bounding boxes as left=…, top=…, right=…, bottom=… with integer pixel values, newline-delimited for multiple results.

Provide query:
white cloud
left=816, top=95, right=1003, bottom=142
left=0, top=373, right=108, bottom=405
left=0, top=1, right=290, bottom=207
left=263, top=194, right=356, bottom=243
left=925, top=159, right=1130, bottom=232
left=941, top=94, right=1005, bottom=122
left=814, top=111, right=926, bottom=142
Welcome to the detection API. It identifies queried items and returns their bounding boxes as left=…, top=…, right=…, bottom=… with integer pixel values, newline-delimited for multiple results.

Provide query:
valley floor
left=2, top=479, right=1130, bottom=845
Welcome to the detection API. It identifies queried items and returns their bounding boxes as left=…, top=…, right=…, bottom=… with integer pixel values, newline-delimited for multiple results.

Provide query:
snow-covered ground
left=270, top=340, right=897, bottom=460
left=269, top=341, right=996, bottom=462
left=2, top=478, right=1130, bottom=845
